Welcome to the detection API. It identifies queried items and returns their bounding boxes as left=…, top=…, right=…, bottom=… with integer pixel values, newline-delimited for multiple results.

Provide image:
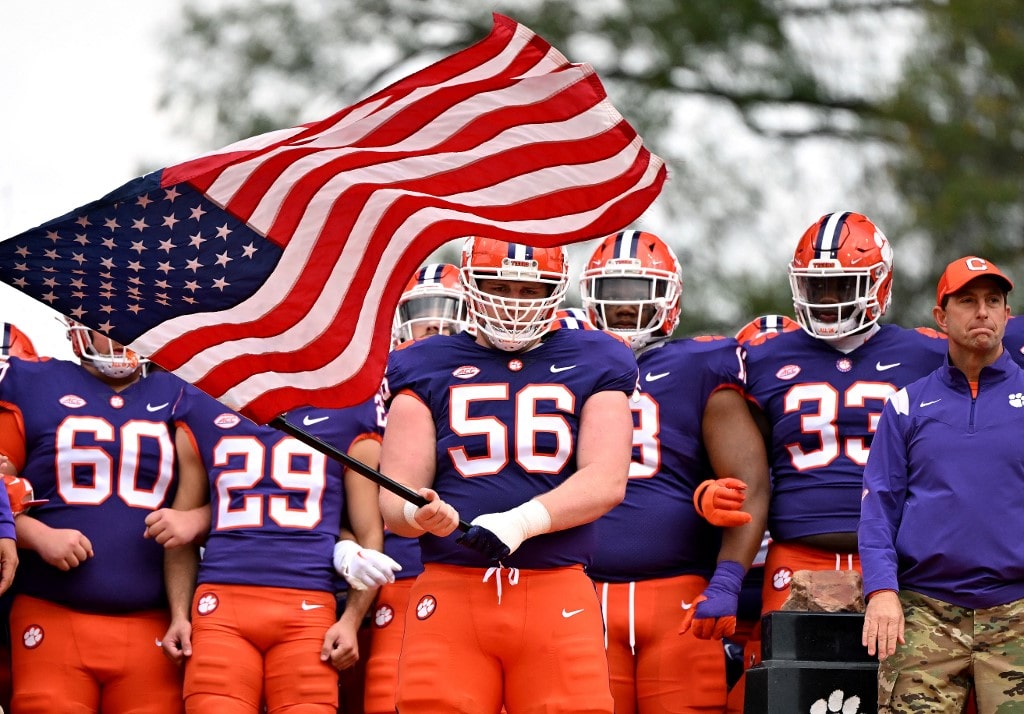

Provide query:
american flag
left=0, top=14, right=665, bottom=424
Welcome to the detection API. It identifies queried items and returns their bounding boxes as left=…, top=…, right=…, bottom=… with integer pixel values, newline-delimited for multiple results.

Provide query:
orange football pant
left=363, top=578, right=414, bottom=714
left=396, top=563, right=613, bottom=714
left=729, top=542, right=861, bottom=714
left=595, top=575, right=728, bottom=713
left=184, top=584, right=338, bottom=713
left=9, top=594, right=184, bottom=713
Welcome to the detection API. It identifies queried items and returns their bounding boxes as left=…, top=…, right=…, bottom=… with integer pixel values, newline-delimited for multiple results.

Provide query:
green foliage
left=160, top=0, right=1023, bottom=334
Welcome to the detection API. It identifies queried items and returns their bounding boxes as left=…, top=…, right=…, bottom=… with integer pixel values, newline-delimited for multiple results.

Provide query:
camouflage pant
left=878, top=590, right=1024, bottom=713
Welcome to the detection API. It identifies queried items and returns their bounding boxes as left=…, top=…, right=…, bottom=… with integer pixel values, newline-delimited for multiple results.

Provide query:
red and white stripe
left=135, top=14, right=666, bottom=423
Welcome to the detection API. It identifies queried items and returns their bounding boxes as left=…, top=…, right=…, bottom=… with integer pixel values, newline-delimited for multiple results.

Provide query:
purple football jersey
left=1003, top=315, right=1024, bottom=368
left=745, top=324, right=946, bottom=540
left=179, top=386, right=383, bottom=592
left=385, top=329, right=638, bottom=569
left=589, top=336, right=746, bottom=582
left=0, top=358, right=188, bottom=612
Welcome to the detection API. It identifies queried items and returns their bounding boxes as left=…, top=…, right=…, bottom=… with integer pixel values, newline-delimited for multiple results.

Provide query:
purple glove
left=679, top=560, right=745, bottom=639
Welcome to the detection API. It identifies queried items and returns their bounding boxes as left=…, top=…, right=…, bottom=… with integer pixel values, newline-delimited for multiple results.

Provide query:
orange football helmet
left=580, top=230, right=682, bottom=349
left=548, top=307, right=596, bottom=332
left=735, top=314, right=800, bottom=346
left=0, top=322, right=38, bottom=359
left=788, top=212, right=893, bottom=340
left=460, top=237, right=568, bottom=352
left=67, top=319, right=147, bottom=378
left=392, top=263, right=468, bottom=345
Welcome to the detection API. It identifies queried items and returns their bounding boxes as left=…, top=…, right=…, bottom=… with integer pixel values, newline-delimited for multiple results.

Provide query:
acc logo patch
left=771, top=567, right=793, bottom=591
left=59, top=395, right=87, bottom=409
left=775, top=365, right=801, bottom=381
left=374, top=604, right=395, bottom=628
left=196, top=592, right=220, bottom=615
left=22, top=624, right=44, bottom=649
left=452, top=365, right=480, bottom=379
left=214, top=413, right=241, bottom=429
left=415, top=595, right=437, bottom=620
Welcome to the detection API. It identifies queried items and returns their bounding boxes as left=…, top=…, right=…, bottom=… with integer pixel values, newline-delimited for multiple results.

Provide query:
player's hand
left=0, top=538, right=18, bottom=596
left=160, top=618, right=193, bottom=666
left=693, top=478, right=752, bottom=527
left=679, top=560, right=745, bottom=639
left=457, top=500, right=552, bottom=562
left=321, top=618, right=360, bottom=671
left=144, top=507, right=210, bottom=548
left=406, top=488, right=459, bottom=538
left=333, top=540, right=401, bottom=590
left=36, top=527, right=94, bottom=571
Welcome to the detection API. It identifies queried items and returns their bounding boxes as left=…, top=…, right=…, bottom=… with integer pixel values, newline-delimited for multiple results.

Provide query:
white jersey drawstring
left=834, top=552, right=854, bottom=571
left=483, top=566, right=520, bottom=604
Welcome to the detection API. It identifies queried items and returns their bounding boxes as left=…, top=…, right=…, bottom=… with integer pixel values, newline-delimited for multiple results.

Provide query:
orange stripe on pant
left=9, top=594, right=184, bottom=714
left=596, top=575, right=728, bottom=714
left=396, top=563, right=613, bottom=714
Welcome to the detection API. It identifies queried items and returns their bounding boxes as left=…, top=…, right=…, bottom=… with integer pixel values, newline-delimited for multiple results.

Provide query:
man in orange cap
left=860, top=256, right=1024, bottom=712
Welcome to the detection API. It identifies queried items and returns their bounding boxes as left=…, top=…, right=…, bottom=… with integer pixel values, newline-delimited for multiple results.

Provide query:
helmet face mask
left=460, top=237, right=568, bottom=352
left=392, top=263, right=468, bottom=345
left=788, top=212, right=893, bottom=340
left=67, top=321, right=146, bottom=379
left=581, top=231, right=682, bottom=349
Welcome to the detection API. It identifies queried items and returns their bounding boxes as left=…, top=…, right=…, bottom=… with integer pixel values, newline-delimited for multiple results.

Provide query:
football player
left=0, top=322, right=202, bottom=713
left=581, top=230, right=770, bottom=713
left=734, top=212, right=947, bottom=710
left=378, top=236, right=636, bottom=713
left=364, top=262, right=469, bottom=714
left=157, top=387, right=392, bottom=713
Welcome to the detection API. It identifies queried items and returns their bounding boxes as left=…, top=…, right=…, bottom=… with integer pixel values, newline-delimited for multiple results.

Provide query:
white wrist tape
left=403, top=500, right=421, bottom=529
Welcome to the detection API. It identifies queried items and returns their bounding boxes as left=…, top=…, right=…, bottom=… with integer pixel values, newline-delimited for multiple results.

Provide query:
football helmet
left=460, top=237, right=569, bottom=352
left=67, top=320, right=147, bottom=379
left=548, top=307, right=596, bottom=332
left=788, top=212, right=893, bottom=340
left=735, top=314, right=799, bottom=346
left=0, top=322, right=38, bottom=359
left=392, top=263, right=468, bottom=345
left=580, top=230, right=682, bottom=349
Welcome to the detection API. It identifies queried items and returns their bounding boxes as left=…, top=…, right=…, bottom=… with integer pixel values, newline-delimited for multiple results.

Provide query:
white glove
left=332, top=540, right=402, bottom=590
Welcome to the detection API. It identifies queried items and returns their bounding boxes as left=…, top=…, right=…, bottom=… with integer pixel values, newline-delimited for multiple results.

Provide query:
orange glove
left=693, top=477, right=751, bottom=527
left=3, top=474, right=48, bottom=515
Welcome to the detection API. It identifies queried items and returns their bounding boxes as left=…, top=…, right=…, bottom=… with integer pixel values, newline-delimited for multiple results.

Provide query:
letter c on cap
left=966, top=257, right=989, bottom=271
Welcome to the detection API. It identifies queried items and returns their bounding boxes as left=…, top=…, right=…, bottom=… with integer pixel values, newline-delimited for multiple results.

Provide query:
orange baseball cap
left=936, top=256, right=1013, bottom=306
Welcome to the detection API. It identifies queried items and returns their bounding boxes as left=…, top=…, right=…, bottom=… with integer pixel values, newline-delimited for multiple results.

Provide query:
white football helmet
left=67, top=320, right=147, bottom=379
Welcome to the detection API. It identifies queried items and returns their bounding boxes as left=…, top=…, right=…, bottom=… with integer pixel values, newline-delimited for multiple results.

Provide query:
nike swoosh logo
left=550, top=364, right=577, bottom=373
left=646, top=371, right=671, bottom=382
left=302, top=415, right=330, bottom=426
left=146, top=402, right=169, bottom=412
left=681, top=600, right=694, bottom=610
left=301, top=601, right=325, bottom=611
left=561, top=608, right=584, bottom=618
left=876, top=361, right=901, bottom=371
left=919, top=399, right=941, bottom=408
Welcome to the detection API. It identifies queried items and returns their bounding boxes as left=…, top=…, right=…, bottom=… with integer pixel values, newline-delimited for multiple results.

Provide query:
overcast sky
left=0, top=1, right=196, bottom=359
